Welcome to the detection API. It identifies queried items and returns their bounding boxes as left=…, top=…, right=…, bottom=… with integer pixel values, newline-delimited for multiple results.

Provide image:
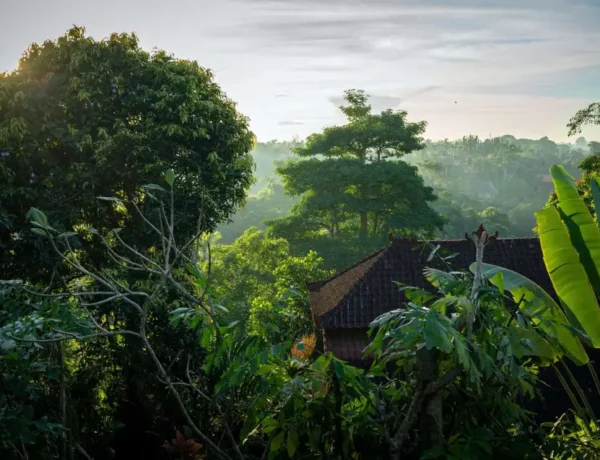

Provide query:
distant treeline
left=217, top=135, right=597, bottom=246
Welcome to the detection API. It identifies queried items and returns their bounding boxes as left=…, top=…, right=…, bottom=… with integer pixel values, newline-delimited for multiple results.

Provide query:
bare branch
left=140, top=336, right=233, bottom=460
left=99, top=235, right=149, bottom=272
left=199, top=240, right=212, bottom=307
left=112, top=232, right=162, bottom=272
left=184, top=356, right=245, bottom=460
left=160, top=201, right=175, bottom=270
left=80, top=293, right=131, bottom=307
left=130, top=199, right=170, bottom=250
left=48, top=237, right=145, bottom=314
left=75, top=443, right=93, bottom=460
left=10, top=329, right=141, bottom=343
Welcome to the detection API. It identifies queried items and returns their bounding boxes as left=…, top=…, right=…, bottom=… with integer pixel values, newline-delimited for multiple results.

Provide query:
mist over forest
left=217, top=133, right=598, bottom=269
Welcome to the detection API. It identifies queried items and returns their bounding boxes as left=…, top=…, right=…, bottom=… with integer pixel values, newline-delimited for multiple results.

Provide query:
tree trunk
left=358, top=150, right=368, bottom=239
left=359, top=213, right=368, bottom=238
left=58, top=343, right=74, bottom=460
left=417, top=347, right=444, bottom=450
left=332, top=366, right=344, bottom=459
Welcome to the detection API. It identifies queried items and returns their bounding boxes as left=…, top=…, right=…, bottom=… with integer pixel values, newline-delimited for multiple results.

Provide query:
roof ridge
left=392, top=236, right=540, bottom=243
left=310, top=237, right=541, bottom=291
left=308, top=237, right=546, bottom=327
left=307, top=243, right=391, bottom=292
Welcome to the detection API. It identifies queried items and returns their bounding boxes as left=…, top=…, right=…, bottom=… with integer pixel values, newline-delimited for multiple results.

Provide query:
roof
left=309, top=237, right=551, bottom=329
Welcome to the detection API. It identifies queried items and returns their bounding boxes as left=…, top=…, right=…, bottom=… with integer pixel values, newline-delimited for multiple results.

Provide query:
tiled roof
left=308, top=247, right=387, bottom=317
left=324, top=328, right=372, bottom=365
left=309, top=237, right=551, bottom=329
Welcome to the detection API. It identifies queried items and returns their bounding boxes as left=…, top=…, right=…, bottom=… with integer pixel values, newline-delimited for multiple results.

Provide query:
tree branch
left=10, top=329, right=141, bottom=343
left=392, top=364, right=461, bottom=451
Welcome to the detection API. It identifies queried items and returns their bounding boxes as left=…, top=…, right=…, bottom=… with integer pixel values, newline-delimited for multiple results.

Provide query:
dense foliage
left=208, top=226, right=332, bottom=338
left=0, top=27, right=255, bottom=282
left=1, top=27, right=600, bottom=460
left=410, top=135, right=587, bottom=238
left=219, top=134, right=593, bottom=271
left=264, top=90, right=443, bottom=269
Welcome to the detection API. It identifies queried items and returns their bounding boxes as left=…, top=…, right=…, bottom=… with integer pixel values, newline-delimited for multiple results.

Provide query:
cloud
left=278, top=120, right=304, bottom=126
left=225, top=0, right=600, bottom=73
left=328, top=86, right=441, bottom=112
left=274, top=93, right=289, bottom=98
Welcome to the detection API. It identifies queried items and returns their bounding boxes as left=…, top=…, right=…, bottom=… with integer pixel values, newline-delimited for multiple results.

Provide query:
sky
left=1, top=0, right=600, bottom=143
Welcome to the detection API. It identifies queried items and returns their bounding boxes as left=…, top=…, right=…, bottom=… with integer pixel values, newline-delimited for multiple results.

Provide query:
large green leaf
left=591, top=177, right=600, bottom=224
left=551, top=165, right=600, bottom=293
left=535, top=206, right=600, bottom=347
left=470, top=262, right=588, bottom=365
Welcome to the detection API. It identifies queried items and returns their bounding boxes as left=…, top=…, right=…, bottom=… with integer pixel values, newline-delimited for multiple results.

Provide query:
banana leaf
left=591, top=177, right=600, bottom=223
left=469, top=262, right=588, bottom=365
left=550, top=165, right=600, bottom=294
left=535, top=206, right=600, bottom=347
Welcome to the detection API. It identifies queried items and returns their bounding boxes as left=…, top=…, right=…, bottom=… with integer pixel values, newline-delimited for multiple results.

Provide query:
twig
left=140, top=336, right=233, bottom=460
left=75, top=443, right=93, bottom=460
left=10, top=329, right=141, bottom=343
left=505, top=294, right=525, bottom=327
left=184, top=356, right=245, bottom=460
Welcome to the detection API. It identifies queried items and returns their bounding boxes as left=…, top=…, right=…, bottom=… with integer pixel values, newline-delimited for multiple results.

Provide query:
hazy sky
left=1, top=0, right=600, bottom=143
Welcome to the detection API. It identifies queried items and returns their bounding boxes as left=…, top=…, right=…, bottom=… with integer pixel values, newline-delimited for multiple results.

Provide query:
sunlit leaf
left=536, top=206, right=600, bottom=347
left=165, top=169, right=175, bottom=187
left=551, top=165, right=600, bottom=294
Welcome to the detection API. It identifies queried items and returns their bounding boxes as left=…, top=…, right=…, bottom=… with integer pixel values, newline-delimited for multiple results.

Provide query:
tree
left=0, top=26, right=255, bottom=283
left=266, top=90, right=442, bottom=270
left=568, top=102, right=600, bottom=136
left=289, top=89, right=434, bottom=238
left=412, top=135, right=585, bottom=238
left=209, top=227, right=332, bottom=339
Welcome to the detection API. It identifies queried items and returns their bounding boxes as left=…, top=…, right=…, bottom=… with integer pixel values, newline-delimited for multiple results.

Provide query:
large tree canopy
left=0, top=27, right=255, bottom=282
left=268, top=90, right=441, bottom=247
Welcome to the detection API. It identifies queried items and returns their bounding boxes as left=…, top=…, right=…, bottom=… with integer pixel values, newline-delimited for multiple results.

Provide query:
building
left=308, top=237, right=551, bottom=364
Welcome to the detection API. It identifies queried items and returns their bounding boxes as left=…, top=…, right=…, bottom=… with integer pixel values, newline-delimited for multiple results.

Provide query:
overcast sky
left=1, top=0, right=599, bottom=142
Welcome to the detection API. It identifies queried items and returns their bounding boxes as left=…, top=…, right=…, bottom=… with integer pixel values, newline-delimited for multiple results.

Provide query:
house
left=308, top=236, right=600, bottom=420
left=308, top=237, right=552, bottom=365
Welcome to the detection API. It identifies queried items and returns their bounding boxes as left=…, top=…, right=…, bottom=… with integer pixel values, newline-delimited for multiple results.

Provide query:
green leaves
left=470, top=262, right=588, bottom=365
left=270, top=89, right=440, bottom=246
left=27, top=208, right=56, bottom=236
left=164, top=169, right=175, bottom=187
left=1, top=26, right=255, bottom=282
left=536, top=206, right=600, bottom=347
left=26, top=208, right=48, bottom=228
left=424, top=313, right=453, bottom=353
left=591, top=177, right=600, bottom=221
left=550, top=165, right=600, bottom=294
left=142, top=183, right=166, bottom=192
left=271, top=429, right=285, bottom=451
left=287, top=429, right=299, bottom=457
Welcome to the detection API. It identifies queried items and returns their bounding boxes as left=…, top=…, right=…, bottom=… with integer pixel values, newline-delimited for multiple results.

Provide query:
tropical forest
left=2, top=20, right=600, bottom=460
